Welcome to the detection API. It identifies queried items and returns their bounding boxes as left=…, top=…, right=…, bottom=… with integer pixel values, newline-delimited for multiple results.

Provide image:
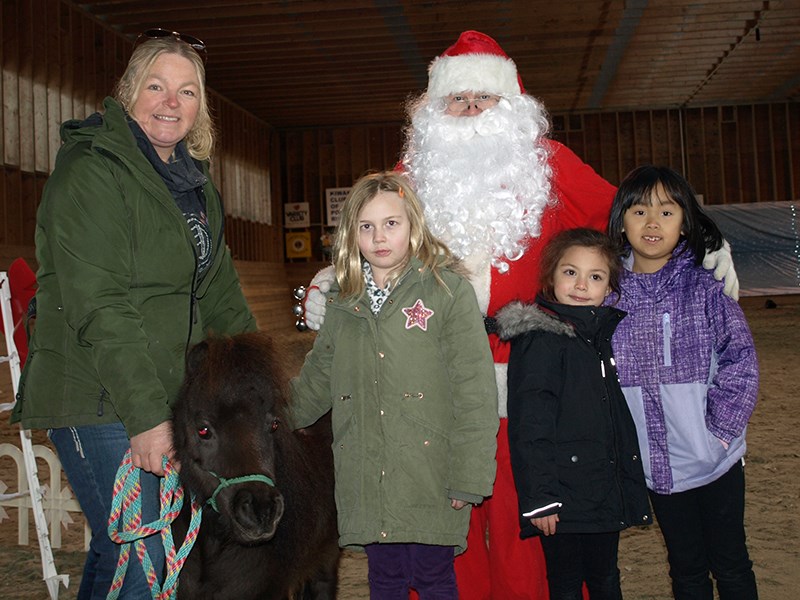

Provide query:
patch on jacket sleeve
left=402, top=299, right=435, bottom=331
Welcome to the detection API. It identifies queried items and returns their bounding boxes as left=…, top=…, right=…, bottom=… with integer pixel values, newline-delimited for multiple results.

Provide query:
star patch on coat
left=402, top=299, right=435, bottom=331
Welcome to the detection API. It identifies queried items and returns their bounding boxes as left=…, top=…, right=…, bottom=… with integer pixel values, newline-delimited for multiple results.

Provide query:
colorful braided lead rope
left=107, top=448, right=202, bottom=599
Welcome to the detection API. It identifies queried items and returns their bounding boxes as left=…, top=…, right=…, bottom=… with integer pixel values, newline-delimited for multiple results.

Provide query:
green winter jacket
left=290, top=259, right=498, bottom=553
left=13, top=97, right=256, bottom=437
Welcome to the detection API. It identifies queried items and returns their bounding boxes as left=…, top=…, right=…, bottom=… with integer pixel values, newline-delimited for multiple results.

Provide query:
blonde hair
left=334, top=171, right=464, bottom=300
left=113, top=37, right=214, bottom=160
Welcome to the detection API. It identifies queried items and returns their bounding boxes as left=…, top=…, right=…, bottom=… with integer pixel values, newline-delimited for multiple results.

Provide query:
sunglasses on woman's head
left=134, top=28, right=207, bottom=63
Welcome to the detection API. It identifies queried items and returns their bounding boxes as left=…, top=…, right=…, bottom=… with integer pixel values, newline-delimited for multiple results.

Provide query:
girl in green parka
left=290, top=171, right=499, bottom=599
left=12, top=32, right=255, bottom=599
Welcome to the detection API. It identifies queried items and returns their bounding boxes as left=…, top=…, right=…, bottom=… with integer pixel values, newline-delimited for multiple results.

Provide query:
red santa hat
left=427, top=30, right=525, bottom=98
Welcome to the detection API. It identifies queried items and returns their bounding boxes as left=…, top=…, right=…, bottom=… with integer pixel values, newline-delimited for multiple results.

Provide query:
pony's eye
left=198, top=426, right=211, bottom=440
left=271, top=418, right=280, bottom=433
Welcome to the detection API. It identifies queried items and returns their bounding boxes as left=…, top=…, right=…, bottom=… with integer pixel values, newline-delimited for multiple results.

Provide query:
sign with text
left=325, top=187, right=351, bottom=226
left=284, top=202, right=310, bottom=228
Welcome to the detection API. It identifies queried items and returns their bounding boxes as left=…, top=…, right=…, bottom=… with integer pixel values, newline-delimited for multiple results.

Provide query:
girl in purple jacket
left=608, top=165, right=759, bottom=600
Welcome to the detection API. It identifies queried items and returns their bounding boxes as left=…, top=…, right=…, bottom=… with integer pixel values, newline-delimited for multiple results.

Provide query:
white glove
left=703, top=240, right=739, bottom=301
left=304, top=265, right=336, bottom=331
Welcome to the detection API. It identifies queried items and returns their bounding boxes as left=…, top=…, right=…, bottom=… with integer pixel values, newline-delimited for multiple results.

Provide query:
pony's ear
left=186, top=340, right=210, bottom=376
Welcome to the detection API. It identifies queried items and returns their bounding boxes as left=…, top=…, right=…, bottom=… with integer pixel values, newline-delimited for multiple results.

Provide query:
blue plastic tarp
left=705, top=201, right=800, bottom=297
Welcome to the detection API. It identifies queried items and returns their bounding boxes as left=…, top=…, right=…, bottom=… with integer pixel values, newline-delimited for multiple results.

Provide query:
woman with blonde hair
left=13, top=30, right=255, bottom=599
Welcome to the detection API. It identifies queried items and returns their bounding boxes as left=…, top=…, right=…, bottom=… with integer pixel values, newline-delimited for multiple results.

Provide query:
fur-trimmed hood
left=497, top=298, right=626, bottom=344
left=496, top=300, right=576, bottom=341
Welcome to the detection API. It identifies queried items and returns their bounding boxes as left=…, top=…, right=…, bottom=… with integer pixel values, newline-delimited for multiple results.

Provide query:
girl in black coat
left=497, top=228, right=650, bottom=600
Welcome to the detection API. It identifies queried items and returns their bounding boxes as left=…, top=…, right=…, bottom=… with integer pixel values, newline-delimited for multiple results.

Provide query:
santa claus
left=404, top=30, right=616, bottom=600
left=301, top=30, right=735, bottom=600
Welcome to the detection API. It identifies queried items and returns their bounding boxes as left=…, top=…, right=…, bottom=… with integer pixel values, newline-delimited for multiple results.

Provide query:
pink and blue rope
left=107, top=448, right=202, bottom=599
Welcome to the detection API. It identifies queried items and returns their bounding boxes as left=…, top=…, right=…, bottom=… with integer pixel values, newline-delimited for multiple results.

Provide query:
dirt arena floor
left=0, top=294, right=797, bottom=599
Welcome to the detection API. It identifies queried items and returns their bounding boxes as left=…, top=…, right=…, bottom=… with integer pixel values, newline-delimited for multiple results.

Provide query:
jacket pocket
left=399, top=412, right=449, bottom=507
left=10, top=351, right=34, bottom=421
left=96, top=387, right=108, bottom=417
left=661, top=382, right=727, bottom=485
left=556, top=439, right=612, bottom=513
left=398, top=391, right=449, bottom=438
left=621, top=387, right=652, bottom=485
left=331, top=393, right=354, bottom=441
left=331, top=394, right=357, bottom=513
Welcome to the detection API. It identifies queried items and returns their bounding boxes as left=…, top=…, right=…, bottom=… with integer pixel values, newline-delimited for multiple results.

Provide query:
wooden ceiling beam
left=63, top=0, right=800, bottom=128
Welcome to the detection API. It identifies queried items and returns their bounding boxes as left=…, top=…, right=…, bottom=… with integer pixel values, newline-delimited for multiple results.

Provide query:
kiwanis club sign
left=325, top=187, right=351, bottom=226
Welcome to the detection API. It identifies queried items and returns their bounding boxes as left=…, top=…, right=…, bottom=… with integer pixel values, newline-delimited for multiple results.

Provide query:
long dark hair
left=538, top=228, right=622, bottom=303
left=608, top=165, right=723, bottom=265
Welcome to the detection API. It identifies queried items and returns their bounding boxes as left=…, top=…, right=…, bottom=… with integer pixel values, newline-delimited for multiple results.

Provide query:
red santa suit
left=415, top=32, right=618, bottom=600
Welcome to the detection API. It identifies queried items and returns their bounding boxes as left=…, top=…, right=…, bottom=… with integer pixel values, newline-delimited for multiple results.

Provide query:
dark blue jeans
left=50, top=423, right=164, bottom=600
left=365, top=543, right=457, bottom=599
left=649, top=460, right=758, bottom=600
left=539, top=531, right=622, bottom=600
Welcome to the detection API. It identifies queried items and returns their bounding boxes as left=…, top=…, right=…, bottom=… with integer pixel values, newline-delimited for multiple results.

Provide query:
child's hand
left=451, top=499, right=469, bottom=510
left=532, top=514, right=559, bottom=536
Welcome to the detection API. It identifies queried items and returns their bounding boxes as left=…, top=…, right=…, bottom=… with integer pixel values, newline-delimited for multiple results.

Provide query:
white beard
left=402, top=94, right=554, bottom=274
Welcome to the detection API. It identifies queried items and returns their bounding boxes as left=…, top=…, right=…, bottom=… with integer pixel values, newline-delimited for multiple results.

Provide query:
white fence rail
left=0, top=441, right=89, bottom=548
left=0, top=270, right=86, bottom=598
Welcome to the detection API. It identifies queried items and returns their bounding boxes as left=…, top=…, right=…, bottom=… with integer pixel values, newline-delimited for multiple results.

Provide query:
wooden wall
left=0, top=0, right=280, bottom=268
left=279, top=101, right=800, bottom=261
left=276, top=126, right=405, bottom=260
left=551, top=103, right=800, bottom=205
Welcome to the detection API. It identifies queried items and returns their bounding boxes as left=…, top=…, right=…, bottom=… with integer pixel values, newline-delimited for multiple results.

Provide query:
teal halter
left=206, top=471, right=276, bottom=513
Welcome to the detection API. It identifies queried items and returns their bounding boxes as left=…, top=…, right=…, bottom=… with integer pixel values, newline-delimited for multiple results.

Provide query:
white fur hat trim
left=428, top=53, right=521, bottom=98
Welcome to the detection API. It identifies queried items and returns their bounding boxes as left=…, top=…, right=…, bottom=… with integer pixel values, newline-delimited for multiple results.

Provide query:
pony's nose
left=232, top=489, right=285, bottom=542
